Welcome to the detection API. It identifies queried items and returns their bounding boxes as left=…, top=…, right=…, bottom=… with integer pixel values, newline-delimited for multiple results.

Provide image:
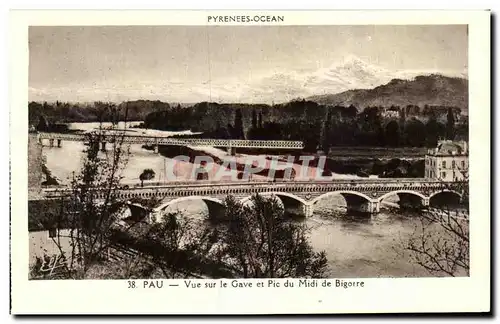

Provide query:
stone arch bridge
left=42, top=179, right=465, bottom=222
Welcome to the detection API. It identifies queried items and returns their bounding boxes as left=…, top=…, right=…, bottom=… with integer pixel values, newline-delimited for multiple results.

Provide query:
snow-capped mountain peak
left=239, top=56, right=467, bottom=103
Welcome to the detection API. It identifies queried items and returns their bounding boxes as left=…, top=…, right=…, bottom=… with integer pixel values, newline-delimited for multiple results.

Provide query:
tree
left=321, top=110, right=332, bottom=154
left=425, top=117, right=446, bottom=147
left=37, top=115, right=49, bottom=132
left=30, top=113, right=222, bottom=279
left=248, top=109, right=258, bottom=140
left=29, top=107, right=136, bottom=280
left=385, top=120, right=400, bottom=147
left=345, top=104, right=358, bottom=119
left=403, top=119, right=426, bottom=147
left=358, top=106, right=384, bottom=146
left=214, top=194, right=328, bottom=278
left=404, top=176, right=469, bottom=276
left=109, top=212, right=221, bottom=279
left=446, top=107, right=456, bottom=140
left=251, top=109, right=257, bottom=130
left=62, top=119, right=131, bottom=277
left=139, top=169, right=155, bottom=187
left=302, top=122, right=321, bottom=153
left=234, top=109, right=245, bottom=139
left=227, top=123, right=235, bottom=138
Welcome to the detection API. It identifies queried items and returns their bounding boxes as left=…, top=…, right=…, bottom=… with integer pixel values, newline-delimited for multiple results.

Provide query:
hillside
left=307, top=74, right=468, bottom=111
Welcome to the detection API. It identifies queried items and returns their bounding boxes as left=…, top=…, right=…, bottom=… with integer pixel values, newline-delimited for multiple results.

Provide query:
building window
left=442, top=161, right=446, bottom=168
left=461, top=161, right=465, bottom=168
left=48, top=228, right=57, bottom=238
left=441, top=172, right=446, bottom=179
left=452, top=160, right=456, bottom=168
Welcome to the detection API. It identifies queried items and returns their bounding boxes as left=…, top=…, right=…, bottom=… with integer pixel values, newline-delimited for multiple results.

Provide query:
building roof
left=428, top=140, right=468, bottom=156
left=436, top=142, right=464, bottom=155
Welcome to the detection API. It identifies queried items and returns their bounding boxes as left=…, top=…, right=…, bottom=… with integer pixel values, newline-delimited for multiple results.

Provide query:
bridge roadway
left=37, top=132, right=304, bottom=150
left=41, top=178, right=464, bottom=221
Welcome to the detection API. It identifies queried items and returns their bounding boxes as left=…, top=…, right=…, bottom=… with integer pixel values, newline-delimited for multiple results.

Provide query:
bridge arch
left=310, top=190, right=372, bottom=205
left=377, top=190, right=427, bottom=202
left=240, top=191, right=308, bottom=206
left=240, top=192, right=310, bottom=218
left=153, top=196, right=226, bottom=221
left=377, top=190, right=427, bottom=209
left=429, top=189, right=462, bottom=199
left=310, top=191, right=374, bottom=215
left=154, top=196, right=224, bottom=211
left=429, top=189, right=463, bottom=207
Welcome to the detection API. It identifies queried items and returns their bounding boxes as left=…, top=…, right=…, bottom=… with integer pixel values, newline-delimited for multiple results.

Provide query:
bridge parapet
left=41, top=179, right=454, bottom=203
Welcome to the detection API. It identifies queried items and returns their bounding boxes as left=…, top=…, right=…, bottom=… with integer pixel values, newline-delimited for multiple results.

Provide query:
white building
left=425, top=140, right=468, bottom=182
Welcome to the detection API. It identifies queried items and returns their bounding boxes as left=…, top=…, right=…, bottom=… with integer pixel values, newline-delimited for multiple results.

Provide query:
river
left=163, top=199, right=458, bottom=278
left=42, top=122, right=462, bottom=278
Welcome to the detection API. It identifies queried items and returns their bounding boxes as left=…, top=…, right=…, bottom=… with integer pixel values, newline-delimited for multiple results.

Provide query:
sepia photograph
left=27, top=23, right=471, bottom=280
left=11, top=9, right=490, bottom=315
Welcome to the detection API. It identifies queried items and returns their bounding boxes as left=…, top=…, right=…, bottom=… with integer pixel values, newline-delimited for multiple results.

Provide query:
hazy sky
left=29, top=25, right=468, bottom=103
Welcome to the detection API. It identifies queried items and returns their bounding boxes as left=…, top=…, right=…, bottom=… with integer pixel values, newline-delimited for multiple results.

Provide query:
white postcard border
left=10, top=9, right=491, bottom=314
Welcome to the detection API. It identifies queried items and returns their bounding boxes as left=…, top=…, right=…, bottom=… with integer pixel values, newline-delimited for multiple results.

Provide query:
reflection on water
left=306, top=210, right=423, bottom=278
left=163, top=199, right=454, bottom=278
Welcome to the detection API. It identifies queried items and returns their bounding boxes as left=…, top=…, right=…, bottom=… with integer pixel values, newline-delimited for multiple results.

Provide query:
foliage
left=385, top=120, right=400, bottom=147
left=31, top=99, right=468, bottom=149
left=404, top=175, right=469, bottom=276
left=139, top=213, right=220, bottom=278
left=425, top=115, right=447, bottom=147
left=213, top=194, right=328, bottom=278
left=403, top=119, right=426, bottom=147
left=39, top=106, right=133, bottom=279
left=446, top=107, right=456, bottom=140
left=406, top=208, right=469, bottom=276
left=233, top=109, right=245, bottom=139
left=36, top=115, right=49, bottom=131
left=139, top=168, right=155, bottom=186
left=28, top=100, right=166, bottom=126
left=64, top=126, right=130, bottom=274
left=251, top=109, right=257, bottom=130
left=102, top=211, right=226, bottom=279
left=321, top=110, right=332, bottom=154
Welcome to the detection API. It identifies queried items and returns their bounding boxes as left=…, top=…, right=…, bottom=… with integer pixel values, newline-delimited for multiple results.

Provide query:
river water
left=164, top=200, right=445, bottom=278
left=42, top=122, right=459, bottom=278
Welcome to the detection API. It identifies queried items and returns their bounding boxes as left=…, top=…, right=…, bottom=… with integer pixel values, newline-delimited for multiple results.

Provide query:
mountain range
left=307, top=73, right=468, bottom=111
left=29, top=55, right=468, bottom=106
left=240, top=56, right=468, bottom=106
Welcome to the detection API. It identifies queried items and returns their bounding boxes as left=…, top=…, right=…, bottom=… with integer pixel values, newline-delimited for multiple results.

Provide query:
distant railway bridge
left=37, top=132, right=304, bottom=153
left=42, top=179, right=466, bottom=221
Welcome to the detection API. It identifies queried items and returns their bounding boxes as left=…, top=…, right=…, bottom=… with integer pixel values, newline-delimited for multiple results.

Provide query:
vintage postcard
left=10, top=10, right=490, bottom=314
